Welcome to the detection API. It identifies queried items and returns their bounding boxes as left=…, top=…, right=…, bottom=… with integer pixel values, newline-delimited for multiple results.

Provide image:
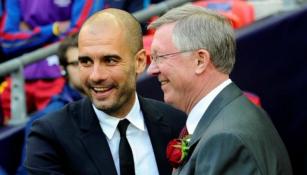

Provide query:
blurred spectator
left=16, top=34, right=84, bottom=175
left=1, top=0, right=102, bottom=58
left=0, top=0, right=3, bottom=27
left=104, top=0, right=164, bottom=13
left=0, top=1, right=2, bottom=17
left=0, top=0, right=102, bottom=123
left=0, top=94, right=3, bottom=126
left=0, top=0, right=5, bottom=64
left=104, top=0, right=165, bottom=33
left=0, top=0, right=3, bottom=21
left=0, top=72, right=7, bottom=126
left=104, top=0, right=145, bottom=12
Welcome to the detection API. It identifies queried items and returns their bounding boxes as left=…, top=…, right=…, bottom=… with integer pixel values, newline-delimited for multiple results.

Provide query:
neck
left=182, top=71, right=229, bottom=114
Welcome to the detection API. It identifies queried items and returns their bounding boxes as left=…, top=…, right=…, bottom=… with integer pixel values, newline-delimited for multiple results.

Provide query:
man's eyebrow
left=78, top=55, right=91, bottom=60
left=78, top=54, right=122, bottom=61
left=103, top=54, right=121, bottom=60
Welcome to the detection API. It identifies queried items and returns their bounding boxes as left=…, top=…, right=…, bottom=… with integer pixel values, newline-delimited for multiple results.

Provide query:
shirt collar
left=187, top=79, right=232, bottom=134
left=93, top=93, right=145, bottom=139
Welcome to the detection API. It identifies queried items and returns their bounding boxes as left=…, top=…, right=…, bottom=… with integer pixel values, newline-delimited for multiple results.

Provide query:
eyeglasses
left=67, top=61, right=79, bottom=67
left=150, top=50, right=194, bottom=64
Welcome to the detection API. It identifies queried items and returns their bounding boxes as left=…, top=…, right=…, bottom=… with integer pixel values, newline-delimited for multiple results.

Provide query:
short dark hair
left=58, top=33, right=79, bottom=68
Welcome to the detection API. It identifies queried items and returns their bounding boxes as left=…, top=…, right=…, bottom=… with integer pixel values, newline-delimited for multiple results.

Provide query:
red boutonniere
left=166, top=135, right=191, bottom=168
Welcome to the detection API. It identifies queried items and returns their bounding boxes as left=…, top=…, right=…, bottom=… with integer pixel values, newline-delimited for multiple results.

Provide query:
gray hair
left=148, top=4, right=236, bottom=74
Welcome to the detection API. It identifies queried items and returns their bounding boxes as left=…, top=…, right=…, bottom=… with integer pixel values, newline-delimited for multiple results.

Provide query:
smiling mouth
left=92, top=87, right=113, bottom=93
left=160, top=80, right=169, bottom=86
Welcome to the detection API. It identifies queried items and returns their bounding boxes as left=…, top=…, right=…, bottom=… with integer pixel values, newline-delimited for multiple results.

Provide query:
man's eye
left=105, top=57, right=118, bottom=65
left=158, top=55, right=167, bottom=60
left=78, top=57, right=92, bottom=67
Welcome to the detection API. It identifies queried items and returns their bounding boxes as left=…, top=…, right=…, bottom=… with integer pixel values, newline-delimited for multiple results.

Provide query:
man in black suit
left=147, top=4, right=293, bottom=175
left=25, top=8, right=186, bottom=175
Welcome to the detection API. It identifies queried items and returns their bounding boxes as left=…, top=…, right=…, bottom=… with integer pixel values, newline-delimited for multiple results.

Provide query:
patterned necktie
left=117, top=119, right=135, bottom=175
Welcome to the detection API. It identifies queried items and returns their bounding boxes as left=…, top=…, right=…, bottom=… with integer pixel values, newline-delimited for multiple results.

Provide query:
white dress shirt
left=93, top=94, right=159, bottom=175
left=186, top=79, right=232, bottom=134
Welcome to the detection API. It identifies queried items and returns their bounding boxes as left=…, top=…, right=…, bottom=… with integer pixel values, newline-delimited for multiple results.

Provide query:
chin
left=92, top=98, right=112, bottom=110
left=164, top=96, right=174, bottom=106
left=165, top=96, right=182, bottom=110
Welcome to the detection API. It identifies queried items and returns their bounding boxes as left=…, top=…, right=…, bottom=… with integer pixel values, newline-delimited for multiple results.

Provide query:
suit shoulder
left=33, top=98, right=85, bottom=126
left=141, top=97, right=186, bottom=117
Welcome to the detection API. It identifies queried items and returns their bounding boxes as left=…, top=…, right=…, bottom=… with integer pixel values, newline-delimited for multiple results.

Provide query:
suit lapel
left=78, top=98, right=117, bottom=175
left=189, top=83, right=243, bottom=147
left=138, top=96, right=173, bottom=175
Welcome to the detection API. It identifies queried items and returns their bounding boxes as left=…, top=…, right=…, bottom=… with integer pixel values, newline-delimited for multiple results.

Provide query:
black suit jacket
left=25, top=96, right=186, bottom=175
left=174, top=83, right=292, bottom=175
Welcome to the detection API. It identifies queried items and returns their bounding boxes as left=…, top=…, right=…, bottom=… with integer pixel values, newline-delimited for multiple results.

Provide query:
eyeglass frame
left=66, top=60, right=79, bottom=67
left=150, top=50, right=195, bottom=64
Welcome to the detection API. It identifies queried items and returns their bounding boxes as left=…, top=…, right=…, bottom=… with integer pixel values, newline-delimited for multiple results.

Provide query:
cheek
left=158, top=64, right=172, bottom=76
left=113, top=64, right=135, bottom=81
left=161, top=64, right=182, bottom=82
left=170, top=69, right=191, bottom=93
left=79, top=68, right=89, bottom=82
left=71, top=73, right=81, bottom=83
left=67, top=67, right=79, bottom=75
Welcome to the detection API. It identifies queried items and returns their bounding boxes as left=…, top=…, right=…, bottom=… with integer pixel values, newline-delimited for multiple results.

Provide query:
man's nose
left=146, top=61, right=160, bottom=76
left=89, top=63, right=108, bottom=82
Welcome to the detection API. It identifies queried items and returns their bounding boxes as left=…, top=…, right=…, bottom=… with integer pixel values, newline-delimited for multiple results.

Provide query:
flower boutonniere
left=166, top=135, right=191, bottom=168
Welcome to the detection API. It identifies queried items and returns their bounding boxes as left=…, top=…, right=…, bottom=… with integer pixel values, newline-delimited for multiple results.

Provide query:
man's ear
left=195, top=49, right=210, bottom=75
left=135, top=49, right=147, bottom=75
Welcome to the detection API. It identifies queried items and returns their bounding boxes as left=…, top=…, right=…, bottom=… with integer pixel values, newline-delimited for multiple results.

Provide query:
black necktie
left=117, top=119, right=135, bottom=175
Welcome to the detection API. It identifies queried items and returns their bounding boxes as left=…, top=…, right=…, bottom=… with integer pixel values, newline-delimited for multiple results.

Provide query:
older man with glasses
left=147, top=4, right=293, bottom=175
